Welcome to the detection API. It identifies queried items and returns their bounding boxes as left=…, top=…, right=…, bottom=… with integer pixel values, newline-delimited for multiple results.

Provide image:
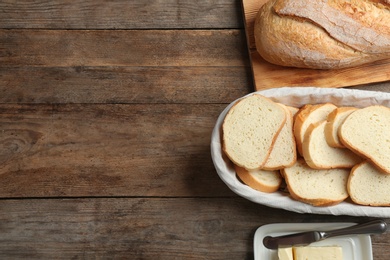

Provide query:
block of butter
left=278, top=247, right=293, bottom=260
left=278, top=246, right=343, bottom=260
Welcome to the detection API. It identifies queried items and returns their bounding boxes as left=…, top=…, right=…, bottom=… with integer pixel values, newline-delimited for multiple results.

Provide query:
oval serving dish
left=211, top=87, right=390, bottom=217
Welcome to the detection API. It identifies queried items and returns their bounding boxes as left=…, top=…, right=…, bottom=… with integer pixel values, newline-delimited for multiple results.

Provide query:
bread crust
left=254, top=0, right=390, bottom=69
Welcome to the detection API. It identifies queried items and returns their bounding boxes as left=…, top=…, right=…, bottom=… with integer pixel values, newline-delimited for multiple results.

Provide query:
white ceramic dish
left=254, top=222, right=372, bottom=260
left=211, top=87, right=390, bottom=217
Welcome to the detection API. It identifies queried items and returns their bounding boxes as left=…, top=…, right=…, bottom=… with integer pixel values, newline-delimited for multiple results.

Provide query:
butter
left=293, top=246, right=343, bottom=260
left=278, top=247, right=293, bottom=260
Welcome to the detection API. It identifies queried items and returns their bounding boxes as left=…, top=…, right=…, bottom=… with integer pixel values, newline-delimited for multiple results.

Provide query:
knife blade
left=263, top=219, right=387, bottom=250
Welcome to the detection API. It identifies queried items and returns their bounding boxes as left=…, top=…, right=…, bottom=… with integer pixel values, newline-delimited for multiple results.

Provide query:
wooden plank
left=241, top=0, right=390, bottom=90
left=0, top=66, right=252, bottom=104
left=0, top=0, right=243, bottom=29
left=0, top=29, right=249, bottom=67
left=0, top=198, right=374, bottom=259
left=0, top=103, right=233, bottom=198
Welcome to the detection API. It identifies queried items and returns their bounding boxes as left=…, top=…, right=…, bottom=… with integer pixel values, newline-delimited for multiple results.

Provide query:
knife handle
left=323, top=219, right=387, bottom=239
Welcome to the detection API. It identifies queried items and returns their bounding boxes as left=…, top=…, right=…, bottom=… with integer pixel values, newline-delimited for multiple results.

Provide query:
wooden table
left=1, top=1, right=389, bottom=259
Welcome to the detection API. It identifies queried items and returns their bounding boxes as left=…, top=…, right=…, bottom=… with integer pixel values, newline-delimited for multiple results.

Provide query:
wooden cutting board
left=242, top=0, right=390, bottom=91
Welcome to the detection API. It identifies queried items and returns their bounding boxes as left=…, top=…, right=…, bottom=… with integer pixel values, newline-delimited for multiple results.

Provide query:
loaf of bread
left=282, top=159, right=350, bottom=206
left=348, top=161, right=390, bottom=206
left=222, top=94, right=286, bottom=170
left=339, top=105, right=390, bottom=174
left=254, top=0, right=390, bottom=69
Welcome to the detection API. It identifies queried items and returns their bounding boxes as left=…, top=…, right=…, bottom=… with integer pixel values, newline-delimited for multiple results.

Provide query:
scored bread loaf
left=294, top=103, right=337, bottom=155
left=235, top=165, right=282, bottom=193
left=263, top=104, right=297, bottom=170
left=282, top=159, right=350, bottom=206
left=254, top=0, right=390, bottom=69
left=339, top=105, right=390, bottom=174
left=348, top=161, right=390, bottom=206
left=302, top=120, right=362, bottom=169
left=222, top=94, right=286, bottom=170
left=324, top=107, right=358, bottom=148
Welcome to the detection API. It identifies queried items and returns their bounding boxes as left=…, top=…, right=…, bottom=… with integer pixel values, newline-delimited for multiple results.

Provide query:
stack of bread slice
left=222, top=94, right=296, bottom=194
left=222, top=94, right=390, bottom=207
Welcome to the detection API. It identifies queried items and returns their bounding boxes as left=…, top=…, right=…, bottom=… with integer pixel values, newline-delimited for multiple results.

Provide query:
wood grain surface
left=0, top=30, right=249, bottom=67
left=0, top=66, right=252, bottom=104
left=0, top=103, right=233, bottom=197
left=242, top=0, right=390, bottom=90
left=0, top=0, right=243, bottom=29
left=1, top=0, right=390, bottom=259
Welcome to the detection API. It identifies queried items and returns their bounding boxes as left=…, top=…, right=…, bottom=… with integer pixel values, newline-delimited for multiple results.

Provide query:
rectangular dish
left=254, top=223, right=372, bottom=260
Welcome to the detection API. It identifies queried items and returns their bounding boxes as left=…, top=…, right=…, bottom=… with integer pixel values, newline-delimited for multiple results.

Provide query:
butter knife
left=263, top=219, right=387, bottom=250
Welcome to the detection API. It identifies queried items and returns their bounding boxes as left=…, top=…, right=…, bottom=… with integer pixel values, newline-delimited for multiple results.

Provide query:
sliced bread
left=222, top=94, right=286, bottom=170
left=348, top=161, right=390, bottom=206
left=302, top=120, right=362, bottom=169
left=235, top=165, right=282, bottom=193
left=263, top=104, right=297, bottom=170
left=282, top=159, right=350, bottom=206
left=287, top=105, right=299, bottom=118
left=339, top=105, right=390, bottom=174
left=294, top=103, right=337, bottom=155
left=324, top=107, right=358, bottom=148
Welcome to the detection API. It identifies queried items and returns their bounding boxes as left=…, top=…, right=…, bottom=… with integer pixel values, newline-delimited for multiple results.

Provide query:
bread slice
left=348, top=161, right=390, bottom=206
left=235, top=165, right=282, bottom=193
left=325, top=107, right=358, bottom=148
left=302, top=120, right=362, bottom=169
left=282, top=159, right=350, bottom=206
left=222, top=94, right=287, bottom=170
left=339, top=105, right=390, bottom=174
left=294, top=103, right=337, bottom=155
left=287, top=106, right=299, bottom=118
left=263, top=104, right=297, bottom=170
